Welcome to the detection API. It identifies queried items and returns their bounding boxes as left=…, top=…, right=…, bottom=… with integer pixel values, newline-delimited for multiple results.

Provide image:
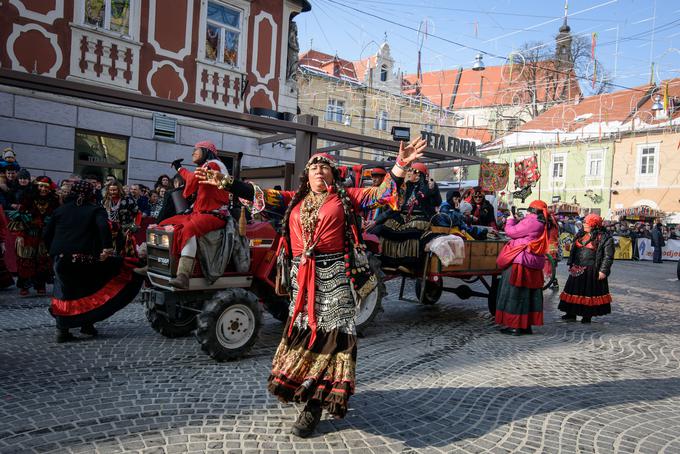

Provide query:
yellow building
left=612, top=130, right=680, bottom=221
left=298, top=44, right=472, bottom=180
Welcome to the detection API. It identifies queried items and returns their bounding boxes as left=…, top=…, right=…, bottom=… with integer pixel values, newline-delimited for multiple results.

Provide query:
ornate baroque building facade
left=0, top=0, right=309, bottom=185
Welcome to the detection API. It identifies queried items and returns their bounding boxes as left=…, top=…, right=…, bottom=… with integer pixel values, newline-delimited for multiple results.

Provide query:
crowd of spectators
left=0, top=147, right=182, bottom=294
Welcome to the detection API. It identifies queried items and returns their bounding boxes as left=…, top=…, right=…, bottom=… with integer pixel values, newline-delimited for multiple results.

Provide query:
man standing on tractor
left=138, top=141, right=230, bottom=289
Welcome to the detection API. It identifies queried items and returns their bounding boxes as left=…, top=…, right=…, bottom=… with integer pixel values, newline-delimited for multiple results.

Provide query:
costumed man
left=45, top=180, right=144, bottom=342
left=153, top=141, right=231, bottom=288
left=362, top=166, right=388, bottom=229
left=558, top=214, right=614, bottom=323
left=469, top=187, right=497, bottom=228
left=372, top=162, right=441, bottom=272
left=9, top=176, right=60, bottom=296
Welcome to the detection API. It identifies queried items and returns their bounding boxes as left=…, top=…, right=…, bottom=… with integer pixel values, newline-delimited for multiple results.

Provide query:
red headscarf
left=527, top=199, right=551, bottom=255
left=194, top=140, right=217, bottom=154
left=584, top=213, right=603, bottom=228
left=411, top=162, right=429, bottom=176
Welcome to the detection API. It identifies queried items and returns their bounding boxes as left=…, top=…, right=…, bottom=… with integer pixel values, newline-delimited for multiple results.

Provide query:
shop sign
left=420, top=131, right=478, bottom=156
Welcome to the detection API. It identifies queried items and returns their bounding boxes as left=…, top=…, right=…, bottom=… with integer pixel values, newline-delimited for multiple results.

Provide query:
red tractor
left=141, top=220, right=384, bottom=361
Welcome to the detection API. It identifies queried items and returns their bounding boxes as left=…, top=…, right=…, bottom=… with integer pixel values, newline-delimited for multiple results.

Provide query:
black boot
left=581, top=316, right=592, bottom=324
left=561, top=313, right=577, bottom=321
left=80, top=324, right=98, bottom=336
left=521, top=327, right=533, bottom=335
left=500, top=327, right=522, bottom=336
left=291, top=400, right=322, bottom=438
left=56, top=328, right=74, bottom=343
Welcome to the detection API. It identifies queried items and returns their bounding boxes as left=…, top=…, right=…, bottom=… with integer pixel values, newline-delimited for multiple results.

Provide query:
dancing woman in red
left=559, top=214, right=614, bottom=323
left=198, top=138, right=426, bottom=438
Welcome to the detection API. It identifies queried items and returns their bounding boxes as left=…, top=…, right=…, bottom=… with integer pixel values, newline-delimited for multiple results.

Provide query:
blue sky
left=297, top=0, right=680, bottom=94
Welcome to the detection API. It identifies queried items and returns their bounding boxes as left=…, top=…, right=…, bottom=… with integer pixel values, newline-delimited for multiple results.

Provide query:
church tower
left=555, top=1, right=572, bottom=69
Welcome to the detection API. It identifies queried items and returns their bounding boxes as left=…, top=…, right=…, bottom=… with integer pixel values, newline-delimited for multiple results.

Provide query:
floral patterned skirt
left=267, top=253, right=356, bottom=418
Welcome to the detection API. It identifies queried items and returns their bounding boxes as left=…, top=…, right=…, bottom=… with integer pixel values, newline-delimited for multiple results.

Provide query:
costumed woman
left=103, top=180, right=140, bottom=258
left=495, top=200, right=556, bottom=335
left=371, top=162, right=441, bottom=272
left=197, top=138, right=426, bottom=438
left=45, top=180, right=144, bottom=343
left=9, top=176, right=60, bottom=296
left=558, top=213, right=614, bottom=323
left=144, top=141, right=231, bottom=288
left=0, top=204, right=14, bottom=289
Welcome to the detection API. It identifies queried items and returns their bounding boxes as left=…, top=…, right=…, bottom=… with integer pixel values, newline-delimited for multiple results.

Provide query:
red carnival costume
left=0, top=205, right=14, bottom=289
left=9, top=176, right=59, bottom=295
left=159, top=141, right=231, bottom=288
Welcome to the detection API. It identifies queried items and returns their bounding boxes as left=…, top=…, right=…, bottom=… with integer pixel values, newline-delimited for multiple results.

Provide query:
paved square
left=1, top=261, right=680, bottom=453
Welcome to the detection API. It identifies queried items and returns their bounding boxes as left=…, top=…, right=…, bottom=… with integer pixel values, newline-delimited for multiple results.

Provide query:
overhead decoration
left=614, top=205, right=663, bottom=219
left=550, top=203, right=580, bottom=215
left=479, top=162, right=509, bottom=192
left=513, top=155, right=541, bottom=189
left=512, top=186, right=532, bottom=203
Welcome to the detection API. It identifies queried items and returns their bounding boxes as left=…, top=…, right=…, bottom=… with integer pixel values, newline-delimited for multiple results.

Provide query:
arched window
left=380, top=64, right=388, bottom=82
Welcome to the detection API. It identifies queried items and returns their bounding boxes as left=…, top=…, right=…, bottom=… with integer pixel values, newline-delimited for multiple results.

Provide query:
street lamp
left=472, top=53, right=485, bottom=71
left=651, top=94, right=664, bottom=112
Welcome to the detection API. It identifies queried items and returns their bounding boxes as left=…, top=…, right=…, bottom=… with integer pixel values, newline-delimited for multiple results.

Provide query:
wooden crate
left=429, top=240, right=507, bottom=274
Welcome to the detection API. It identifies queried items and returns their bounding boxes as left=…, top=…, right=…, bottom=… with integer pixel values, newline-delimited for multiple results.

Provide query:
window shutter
left=153, top=113, right=177, bottom=141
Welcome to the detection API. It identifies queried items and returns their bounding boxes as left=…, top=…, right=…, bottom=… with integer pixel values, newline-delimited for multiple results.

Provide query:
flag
left=664, top=82, right=669, bottom=113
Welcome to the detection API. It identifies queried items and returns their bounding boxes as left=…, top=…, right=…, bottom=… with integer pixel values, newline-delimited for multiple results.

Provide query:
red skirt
left=160, top=212, right=225, bottom=256
left=509, top=263, right=543, bottom=289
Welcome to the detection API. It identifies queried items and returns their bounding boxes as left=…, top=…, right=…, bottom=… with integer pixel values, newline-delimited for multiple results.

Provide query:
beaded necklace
left=299, top=189, right=328, bottom=255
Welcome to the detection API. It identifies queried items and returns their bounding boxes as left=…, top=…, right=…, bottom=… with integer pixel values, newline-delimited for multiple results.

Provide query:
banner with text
left=637, top=238, right=680, bottom=261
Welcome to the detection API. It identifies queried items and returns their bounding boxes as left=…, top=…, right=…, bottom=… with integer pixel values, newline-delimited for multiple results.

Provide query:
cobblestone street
left=2, top=260, right=680, bottom=453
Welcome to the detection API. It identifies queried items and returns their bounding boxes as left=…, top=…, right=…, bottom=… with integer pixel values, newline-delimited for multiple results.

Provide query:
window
left=84, top=0, right=131, bottom=35
left=205, top=1, right=242, bottom=67
left=587, top=149, right=603, bottom=177
left=380, top=64, right=388, bottom=82
left=375, top=110, right=389, bottom=131
left=638, top=146, right=657, bottom=176
left=74, top=130, right=128, bottom=183
left=325, top=99, right=345, bottom=123
left=551, top=154, right=565, bottom=180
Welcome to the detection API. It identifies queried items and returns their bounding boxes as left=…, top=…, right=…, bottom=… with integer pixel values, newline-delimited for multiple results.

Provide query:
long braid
left=335, top=182, right=357, bottom=250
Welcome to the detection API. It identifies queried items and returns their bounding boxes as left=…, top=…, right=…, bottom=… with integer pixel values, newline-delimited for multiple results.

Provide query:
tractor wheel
left=145, top=305, right=196, bottom=338
left=195, top=288, right=262, bottom=361
left=415, top=278, right=444, bottom=305
left=488, top=276, right=499, bottom=316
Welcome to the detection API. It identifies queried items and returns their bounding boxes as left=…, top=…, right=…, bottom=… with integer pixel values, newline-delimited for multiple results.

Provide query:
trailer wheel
left=415, top=278, right=443, bottom=305
left=542, top=254, right=557, bottom=290
left=195, top=288, right=262, bottom=361
left=488, top=276, right=499, bottom=316
left=145, top=305, right=196, bottom=338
